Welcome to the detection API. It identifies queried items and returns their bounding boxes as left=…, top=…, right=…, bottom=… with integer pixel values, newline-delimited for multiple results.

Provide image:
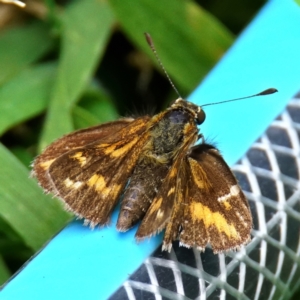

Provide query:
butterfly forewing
left=179, top=144, right=252, bottom=253
left=135, top=155, right=184, bottom=239
left=33, top=117, right=150, bottom=226
left=33, top=118, right=138, bottom=193
left=161, top=160, right=188, bottom=251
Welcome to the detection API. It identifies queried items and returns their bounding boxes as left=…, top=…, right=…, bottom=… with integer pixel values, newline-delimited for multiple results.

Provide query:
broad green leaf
left=0, top=217, right=34, bottom=275
left=0, top=255, right=10, bottom=285
left=0, top=21, right=54, bottom=85
left=39, top=0, right=115, bottom=151
left=0, top=63, right=56, bottom=136
left=72, top=106, right=102, bottom=129
left=9, top=147, right=34, bottom=169
left=0, top=144, right=71, bottom=251
left=73, top=86, right=119, bottom=129
left=109, top=0, right=234, bottom=92
left=0, top=216, right=21, bottom=242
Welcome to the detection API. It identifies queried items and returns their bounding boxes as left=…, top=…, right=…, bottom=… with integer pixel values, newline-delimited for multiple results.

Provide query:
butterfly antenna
left=145, top=33, right=182, bottom=99
left=201, top=88, right=278, bottom=107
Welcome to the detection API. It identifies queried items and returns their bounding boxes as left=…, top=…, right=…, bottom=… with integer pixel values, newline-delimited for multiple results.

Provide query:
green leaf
left=0, top=21, right=54, bottom=85
left=109, top=0, right=234, bottom=92
left=0, top=63, right=56, bottom=136
left=72, top=106, right=101, bottom=129
left=0, top=144, right=72, bottom=251
left=39, top=0, right=115, bottom=151
left=0, top=255, right=10, bottom=285
left=9, top=147, right=34, bottom=169
left=73, top=85, right=119, bottom=129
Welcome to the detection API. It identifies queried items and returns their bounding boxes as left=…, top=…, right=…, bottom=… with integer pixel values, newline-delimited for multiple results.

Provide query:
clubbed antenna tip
left=256, top=88, right=278, bottom=96
left=201, top=87, right=278, bottom=107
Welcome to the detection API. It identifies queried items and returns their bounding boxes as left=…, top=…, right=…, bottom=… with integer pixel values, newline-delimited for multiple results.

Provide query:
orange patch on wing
left=40, top=159, right=55, bottom=170
left=87, top=174, right=121, bottom=198
left=70, top=152, right=87, bottom=166
left=189, top=159, right=211, bottom=190
left=223, top=200, right=232, bottom=210
left=87, top=174, right=108, bottom=194
left=103, top=137, right=138, bottom=157
left=167, top=187, right=175, bottom=196
left=169, top=168, right=177, bottom=178
left=190, top=201, right=238, bottom=239
left=148, top=197, right=163, bottom=215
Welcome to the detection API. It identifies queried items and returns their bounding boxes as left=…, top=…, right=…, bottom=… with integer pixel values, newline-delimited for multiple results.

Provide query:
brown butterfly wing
left=33, top=117, right=151, bottom=226
left=135, top=155, right=184, bottom=240
left=160, top=162, right=188, bottom=251
left=32, top=118, right=137, bottom=193
left=178, top=144, right=252, bottom=253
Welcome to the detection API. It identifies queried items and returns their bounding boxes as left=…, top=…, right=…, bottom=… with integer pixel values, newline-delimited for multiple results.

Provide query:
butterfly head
left=170, top=98, right=206, bottom=125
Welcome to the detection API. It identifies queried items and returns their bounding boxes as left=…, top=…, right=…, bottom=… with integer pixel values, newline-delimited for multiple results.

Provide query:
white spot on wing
left=64, top=178, right=74, bottom=188
left=64, top=178, right=83, bottom=189
left=218, top=184, right=240, bottom=202
left=230, top=184, right=240, bottom=196
left=73, top=181, right=83, bottom=189
left=236, top=211, right=248, bottom=227
left=157, top=209, right=164, bottom=219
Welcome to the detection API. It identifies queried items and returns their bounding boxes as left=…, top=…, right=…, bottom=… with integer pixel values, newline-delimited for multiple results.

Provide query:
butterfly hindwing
left=161, top=160, right=188, bottom=251
left=135, top=156, right=183, bottom=239
left=178, top=144, right=252, bottom=253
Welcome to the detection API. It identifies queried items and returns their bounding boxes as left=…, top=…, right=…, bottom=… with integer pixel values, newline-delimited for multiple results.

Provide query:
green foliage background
left=2, top=1, right=298, bottom=298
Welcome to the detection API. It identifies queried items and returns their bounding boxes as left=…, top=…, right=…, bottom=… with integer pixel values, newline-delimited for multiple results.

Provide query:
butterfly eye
left=196, top=108, right=206, bottom=125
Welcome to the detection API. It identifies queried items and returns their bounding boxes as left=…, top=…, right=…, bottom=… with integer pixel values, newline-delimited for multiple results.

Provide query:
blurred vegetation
left=2, top=1, right=298, bottom=299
